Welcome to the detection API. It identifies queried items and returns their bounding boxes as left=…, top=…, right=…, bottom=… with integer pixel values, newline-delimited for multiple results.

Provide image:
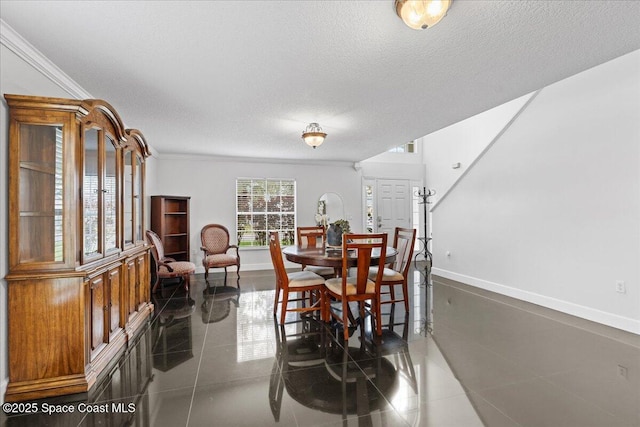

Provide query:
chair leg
left=402, top=280, right=410, bottom=312
left=322, top=290, right=329, bottom=322
left=204, top=267, right=209, bottom=282
left=359, top=301, right=367, bottom=343
left=280, top=291, right=289, bottom=325
left=375, top=297, right=382, bottom=336
left=224, top=267, right=228, bottom=285
left=273, top=285, right=280, bottom=315
left=342, top=299, right=350, bottom=341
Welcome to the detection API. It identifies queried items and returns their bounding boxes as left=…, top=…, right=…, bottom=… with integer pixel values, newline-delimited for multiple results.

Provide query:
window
left=236, top=178, right=296, bottom=247
left=364, top=184, right=374, bottom=233
left=388, top=140, right=416, bottom=153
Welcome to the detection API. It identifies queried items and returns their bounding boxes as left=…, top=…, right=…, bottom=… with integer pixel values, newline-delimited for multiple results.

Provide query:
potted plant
left=327, top=219, right=351, bottom=247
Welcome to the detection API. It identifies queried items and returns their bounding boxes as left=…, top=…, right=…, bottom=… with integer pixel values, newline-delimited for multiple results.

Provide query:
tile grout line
left=184, top=290, right=213, bottom=427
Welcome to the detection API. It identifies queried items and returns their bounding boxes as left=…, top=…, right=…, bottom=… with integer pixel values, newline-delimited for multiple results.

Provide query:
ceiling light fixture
left=301, top=123, right=327, bottom=149
left=395, top=0, right=452, bottom=30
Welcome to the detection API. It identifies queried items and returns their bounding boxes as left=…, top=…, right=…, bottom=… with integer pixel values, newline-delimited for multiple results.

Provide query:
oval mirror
left=317, top=192, right=344, bottom=225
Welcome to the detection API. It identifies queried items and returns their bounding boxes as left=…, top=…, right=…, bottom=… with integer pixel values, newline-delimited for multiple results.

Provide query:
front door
left=376, top=179, right=411, bottom=240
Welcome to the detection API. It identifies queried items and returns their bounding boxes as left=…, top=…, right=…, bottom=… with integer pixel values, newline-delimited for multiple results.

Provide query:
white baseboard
left=432, top=268, right=640, bottom=335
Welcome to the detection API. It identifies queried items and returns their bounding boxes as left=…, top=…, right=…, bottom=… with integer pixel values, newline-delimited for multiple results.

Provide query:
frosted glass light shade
left=395, top=0, right=452, bottom=30
left=302, top=123, right=327, bottom=149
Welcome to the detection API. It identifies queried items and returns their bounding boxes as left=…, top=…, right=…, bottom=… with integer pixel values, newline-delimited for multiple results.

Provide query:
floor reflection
left=269, top=315, right=416, bottom=425
left=1, top=267, right=638, bottom=427
left=200, top=284, right=240, bottom=324
left=152, top=293, right=195, bottom=372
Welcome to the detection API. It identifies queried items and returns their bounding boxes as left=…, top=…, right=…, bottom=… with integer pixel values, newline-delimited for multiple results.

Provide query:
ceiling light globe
left=302, top=123, right=327, bottom=149
left=395, top=0, right=451, bottom=30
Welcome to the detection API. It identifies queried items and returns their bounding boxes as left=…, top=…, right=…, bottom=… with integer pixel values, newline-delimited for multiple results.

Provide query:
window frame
left=388, top=140, right=417, bottom=153
left=236, top=178, right=296, bottom=248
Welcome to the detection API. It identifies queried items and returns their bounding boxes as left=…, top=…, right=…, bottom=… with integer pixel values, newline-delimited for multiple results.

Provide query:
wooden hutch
left=4, top=94, right=154, bottom=401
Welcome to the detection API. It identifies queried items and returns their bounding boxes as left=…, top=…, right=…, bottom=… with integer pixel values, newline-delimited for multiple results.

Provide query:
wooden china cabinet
left=4, top=94, right=153, bottom=401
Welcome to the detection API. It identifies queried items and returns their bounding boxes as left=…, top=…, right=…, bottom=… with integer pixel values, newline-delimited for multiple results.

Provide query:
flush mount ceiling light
left=301, top=122, right=327, bottom=149
left=395, top=0, right=452, bottom=30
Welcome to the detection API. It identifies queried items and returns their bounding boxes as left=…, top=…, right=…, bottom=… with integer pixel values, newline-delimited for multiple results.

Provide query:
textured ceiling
left=1, top=1, right=639, bottom=162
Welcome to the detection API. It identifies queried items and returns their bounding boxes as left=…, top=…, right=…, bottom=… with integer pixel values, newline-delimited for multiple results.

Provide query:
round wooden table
left=282, top=245, right=397, bottom=269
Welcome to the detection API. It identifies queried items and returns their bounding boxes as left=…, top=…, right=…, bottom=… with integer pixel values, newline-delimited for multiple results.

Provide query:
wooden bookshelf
left=151, top=196, right=191, bottom=261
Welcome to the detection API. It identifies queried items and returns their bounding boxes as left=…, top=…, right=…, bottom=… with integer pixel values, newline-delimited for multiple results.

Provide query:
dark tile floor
left=2, top=265, right=639, bottom=426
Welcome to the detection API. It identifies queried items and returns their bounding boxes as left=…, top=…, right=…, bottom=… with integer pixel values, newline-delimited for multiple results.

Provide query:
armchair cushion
left=204, top=253, right=239, bottom=267
left=159, top=261, right=196, bottom=276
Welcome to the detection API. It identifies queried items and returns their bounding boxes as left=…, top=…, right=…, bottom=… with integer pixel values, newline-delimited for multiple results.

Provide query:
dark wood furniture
left=323, top=234, right=388, bottom=340
left=151, top=195, right=191, bottom=262
left=282, top=245, right=397, bottom=269
left=4, top=94, right=153, bottom=402
left=270, top=232, right=325, bottom=324
left=370, top=227, right=417, bottom=312
left=296, top=226, right=335, bottom=278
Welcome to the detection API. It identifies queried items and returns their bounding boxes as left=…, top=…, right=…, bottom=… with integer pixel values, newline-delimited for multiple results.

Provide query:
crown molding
left=154, top=151, right=356, bottom=168
left=1, top=19, right=92, bottom=99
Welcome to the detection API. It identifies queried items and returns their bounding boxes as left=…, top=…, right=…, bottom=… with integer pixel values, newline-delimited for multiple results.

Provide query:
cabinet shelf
left=20, top=161, right=56, bottom=175
left=19, top=211, right=56, bottom=217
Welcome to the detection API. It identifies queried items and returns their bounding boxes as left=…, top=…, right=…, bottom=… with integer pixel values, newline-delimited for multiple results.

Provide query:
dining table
left=281, top=244, right=398, bottom=333
left=282, top=245, right=397, bottom=272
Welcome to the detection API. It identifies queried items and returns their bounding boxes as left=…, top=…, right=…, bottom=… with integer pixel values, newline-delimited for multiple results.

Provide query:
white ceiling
left=1, top=1, right=639, bottom=163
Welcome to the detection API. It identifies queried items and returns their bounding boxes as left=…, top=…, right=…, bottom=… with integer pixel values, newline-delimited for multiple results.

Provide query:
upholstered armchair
left=146, top=230, right=196, bottom=293
left=200, top=224, right=241, bottom=287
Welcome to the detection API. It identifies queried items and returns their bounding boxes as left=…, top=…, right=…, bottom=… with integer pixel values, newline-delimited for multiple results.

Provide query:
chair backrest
left=296, top=226, right=326, bottom=248
left=146, top=230, right=165, bottom=262
left=201, top=224, right=231, bottom=254
left=342, top=233, right=387, bottom=294
left=391, top=227, right=417, bottom=276
left=269, top=231, right=288, bottom=290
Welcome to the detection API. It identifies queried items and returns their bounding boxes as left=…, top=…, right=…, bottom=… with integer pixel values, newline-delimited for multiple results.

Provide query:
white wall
left=422, top=93, right=534, bottom=206
left=430, top=50, right=640, bottom=333
left=152, top=156, right=363, bottom=271
left=361, top=139, right=426, bottom=181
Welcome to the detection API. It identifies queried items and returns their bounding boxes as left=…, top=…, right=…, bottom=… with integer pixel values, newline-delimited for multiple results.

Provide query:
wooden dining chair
left=296, top=226, right=336, bottom=279
left=369, top=227, right=416, bottom=312
left=269, top=231, right=326, bottom=325
left=324, top=233, right=387, bottom=341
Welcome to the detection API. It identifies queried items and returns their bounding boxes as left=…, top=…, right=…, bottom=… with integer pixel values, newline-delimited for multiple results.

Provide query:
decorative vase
left=326, top=223, right=343, bottom=247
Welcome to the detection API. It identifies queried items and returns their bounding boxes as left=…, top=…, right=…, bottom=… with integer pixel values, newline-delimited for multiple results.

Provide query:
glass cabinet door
left=17, top=123, right=65, bottom=264
left=123, top=149, right=134, bottom=246
left=134, top=154, right=144, bottom=242
left=104, top=136, right=118, bottom=253
left=83, top=128, right=121, bottom=261
left=83, top=128, right=100, bottom=258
